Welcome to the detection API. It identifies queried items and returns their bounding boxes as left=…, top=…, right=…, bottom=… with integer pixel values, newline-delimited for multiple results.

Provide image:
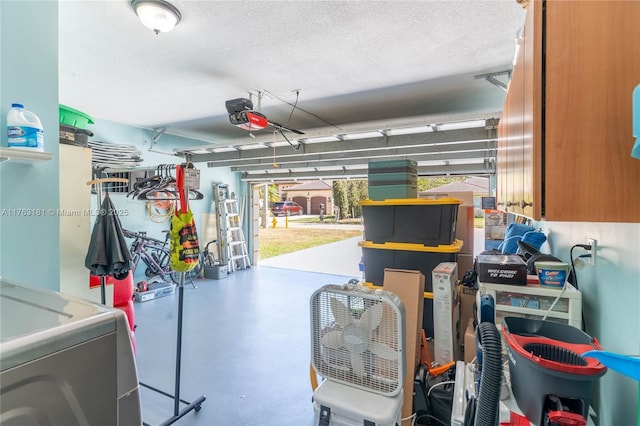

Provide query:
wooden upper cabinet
left=497, top=1, right=531, bottom=217
left=498, top=0, right=640, bottom=222
left=509, top=34, right=526, bottom=216
left=497, top=91, right=509, bottom=210
left=521, top=0, right=541, bottom=220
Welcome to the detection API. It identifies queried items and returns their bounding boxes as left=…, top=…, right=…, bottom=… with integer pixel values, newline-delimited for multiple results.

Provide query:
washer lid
left=1, top=280, right=116, bottom=371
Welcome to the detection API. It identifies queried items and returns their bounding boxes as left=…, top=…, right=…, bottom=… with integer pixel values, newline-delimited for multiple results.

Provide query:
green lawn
left=259, top=227, right=362, bottom=259
left=258, top=215, right=479, bottom=259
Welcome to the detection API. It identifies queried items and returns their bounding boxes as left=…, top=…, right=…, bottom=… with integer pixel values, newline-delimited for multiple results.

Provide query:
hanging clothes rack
left=86, top=176, right=130, bottom=304
left=138, top=163, right=206, bottom=425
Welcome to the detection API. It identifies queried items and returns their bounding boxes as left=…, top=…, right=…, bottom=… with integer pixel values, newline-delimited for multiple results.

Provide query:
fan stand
left=139, top=272, right=206, bottom=425
left=139, top=164, right=206, bottom=425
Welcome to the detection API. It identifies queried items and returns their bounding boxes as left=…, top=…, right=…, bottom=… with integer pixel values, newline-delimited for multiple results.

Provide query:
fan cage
left=310, top=284, right=405, bottom=396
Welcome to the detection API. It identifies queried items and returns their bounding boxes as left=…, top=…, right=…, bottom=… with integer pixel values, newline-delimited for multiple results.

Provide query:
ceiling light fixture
left=131, top=0, right=182, bottom=34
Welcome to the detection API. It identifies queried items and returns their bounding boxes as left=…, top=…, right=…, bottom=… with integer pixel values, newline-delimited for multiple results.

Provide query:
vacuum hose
left=474, top=322, right=502, bottom=426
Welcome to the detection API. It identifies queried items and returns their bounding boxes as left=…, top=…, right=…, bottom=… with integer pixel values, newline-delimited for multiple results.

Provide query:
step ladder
left=222, top=198, right=251, bottom=272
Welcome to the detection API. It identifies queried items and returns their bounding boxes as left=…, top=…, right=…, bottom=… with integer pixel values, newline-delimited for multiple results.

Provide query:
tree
left=417, top=176, right=467, bottom=192
left=257, top=184, right=281, bottom=204
left=332, top=180, right=348, bottom=219
left=346, top=179, right=368, bottom=217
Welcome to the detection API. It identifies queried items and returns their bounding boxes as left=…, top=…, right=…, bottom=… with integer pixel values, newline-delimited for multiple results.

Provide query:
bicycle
left=124, top=229, right=181, bottom=284
left=201, top=239, right=219, bottom=267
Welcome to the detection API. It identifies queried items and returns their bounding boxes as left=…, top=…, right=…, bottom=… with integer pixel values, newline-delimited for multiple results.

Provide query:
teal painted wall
left=536, top=221, right=640, bottom=425
left=0, top=1, right=60, bottom=289
left=2, top=4, right=636, bottom=423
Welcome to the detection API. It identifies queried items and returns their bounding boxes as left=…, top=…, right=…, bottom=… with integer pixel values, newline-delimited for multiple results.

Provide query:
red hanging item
left=169, top=164, right=200, bottom=272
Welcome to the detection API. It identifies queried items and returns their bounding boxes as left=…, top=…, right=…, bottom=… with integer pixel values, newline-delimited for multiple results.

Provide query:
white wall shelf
left=0, top=147, right=53, bottom=164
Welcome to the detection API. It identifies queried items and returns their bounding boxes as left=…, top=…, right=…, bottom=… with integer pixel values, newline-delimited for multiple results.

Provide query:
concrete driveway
left=258, top=217, right=364, bottom=278
left=258, top=221, right=485, bottom=277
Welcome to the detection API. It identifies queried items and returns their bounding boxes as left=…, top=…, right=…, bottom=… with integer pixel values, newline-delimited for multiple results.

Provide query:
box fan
left=310, top=284, right=406, bottom=426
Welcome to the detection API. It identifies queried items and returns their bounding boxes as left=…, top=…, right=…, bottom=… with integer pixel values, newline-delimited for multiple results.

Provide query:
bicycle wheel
left=143, top=249, right=167, bottom=277
left=170, top=270, right=182, bottom=284
left=130, top=252, right=141, bottom=274
left=202, top=251, right=215, bottom=267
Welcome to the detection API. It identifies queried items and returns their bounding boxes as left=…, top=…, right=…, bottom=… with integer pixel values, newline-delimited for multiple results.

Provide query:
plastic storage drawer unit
left=359, top=239, right=463, bottom=291
left=360, top=198, right=461, bottom=246
left=477, top=280, right=582, bottom=329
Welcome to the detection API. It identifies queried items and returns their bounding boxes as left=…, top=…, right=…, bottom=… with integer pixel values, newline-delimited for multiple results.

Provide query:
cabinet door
left=522, top=0, right=542, bottom=219
left=497, top=13, right=527, bottom=216
left=497, top=100, right=508, bottom=210
left=509, top=37, right=526, bottom=216
left=544, top=0, right=640, bottom=222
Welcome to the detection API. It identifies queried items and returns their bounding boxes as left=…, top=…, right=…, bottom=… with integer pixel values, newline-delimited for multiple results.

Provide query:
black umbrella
left=85, top=194, right=131, bottom=283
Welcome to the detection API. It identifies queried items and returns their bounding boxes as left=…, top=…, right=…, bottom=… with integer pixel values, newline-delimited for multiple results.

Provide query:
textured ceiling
left=59, top=0, right=525, bottom=149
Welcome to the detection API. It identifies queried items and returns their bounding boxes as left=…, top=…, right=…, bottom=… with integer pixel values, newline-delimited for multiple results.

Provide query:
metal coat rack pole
left=140, top=164, right=206, bottom=426
left=86, top=177, right=129, bottom=304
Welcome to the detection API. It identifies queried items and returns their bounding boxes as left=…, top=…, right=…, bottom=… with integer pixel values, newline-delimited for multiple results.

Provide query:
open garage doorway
left=249, top=182, right=364, bottom=277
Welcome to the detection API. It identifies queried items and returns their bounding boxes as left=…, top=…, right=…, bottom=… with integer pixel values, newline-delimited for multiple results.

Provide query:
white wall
left=536, top=221, right=640, bottom=425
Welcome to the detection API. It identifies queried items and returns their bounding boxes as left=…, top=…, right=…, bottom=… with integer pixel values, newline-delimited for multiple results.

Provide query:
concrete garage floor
left=134, top=226, right=485, bottom=425
left=134, top=267, right=353, bottom=426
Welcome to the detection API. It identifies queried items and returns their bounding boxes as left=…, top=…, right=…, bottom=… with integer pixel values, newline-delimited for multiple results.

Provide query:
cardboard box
left=383, top=269, right=425, bottom=426
left=457, top=253, right=474, bottom=277
left=464, top=318, right=476, bottom=363
left=476, top=254, right=527, bottom=286
left=488, top=225, right=507, bottom=240
left=458, top=284, right=478, bottom=340
left=456, top=205, right=475, bottom=255
left=432, top=262, right=460, bottom=364
left=484, top=209, right=507, bottom=248
left=421, top=190, right=474, bottom=206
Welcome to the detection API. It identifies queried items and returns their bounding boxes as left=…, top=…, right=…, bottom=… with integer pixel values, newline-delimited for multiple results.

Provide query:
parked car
left=272, top=201, right=303, bottom=216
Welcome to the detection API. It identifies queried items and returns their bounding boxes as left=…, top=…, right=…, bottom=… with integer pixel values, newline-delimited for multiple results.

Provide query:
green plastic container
left=59, top=104, right=94, bottom=129
left=368, top=172, right=418, bottom=186
left=368, top=159, right=417, bottom=172
left=368, top=184, right=418, bottom=200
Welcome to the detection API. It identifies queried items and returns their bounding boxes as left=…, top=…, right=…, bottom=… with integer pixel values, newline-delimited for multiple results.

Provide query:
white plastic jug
left=7, top=103, right=44, bottom=151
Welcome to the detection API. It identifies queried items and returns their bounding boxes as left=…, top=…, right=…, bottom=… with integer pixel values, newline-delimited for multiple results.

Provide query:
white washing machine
left=0, top=279, right=141, bottom=425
